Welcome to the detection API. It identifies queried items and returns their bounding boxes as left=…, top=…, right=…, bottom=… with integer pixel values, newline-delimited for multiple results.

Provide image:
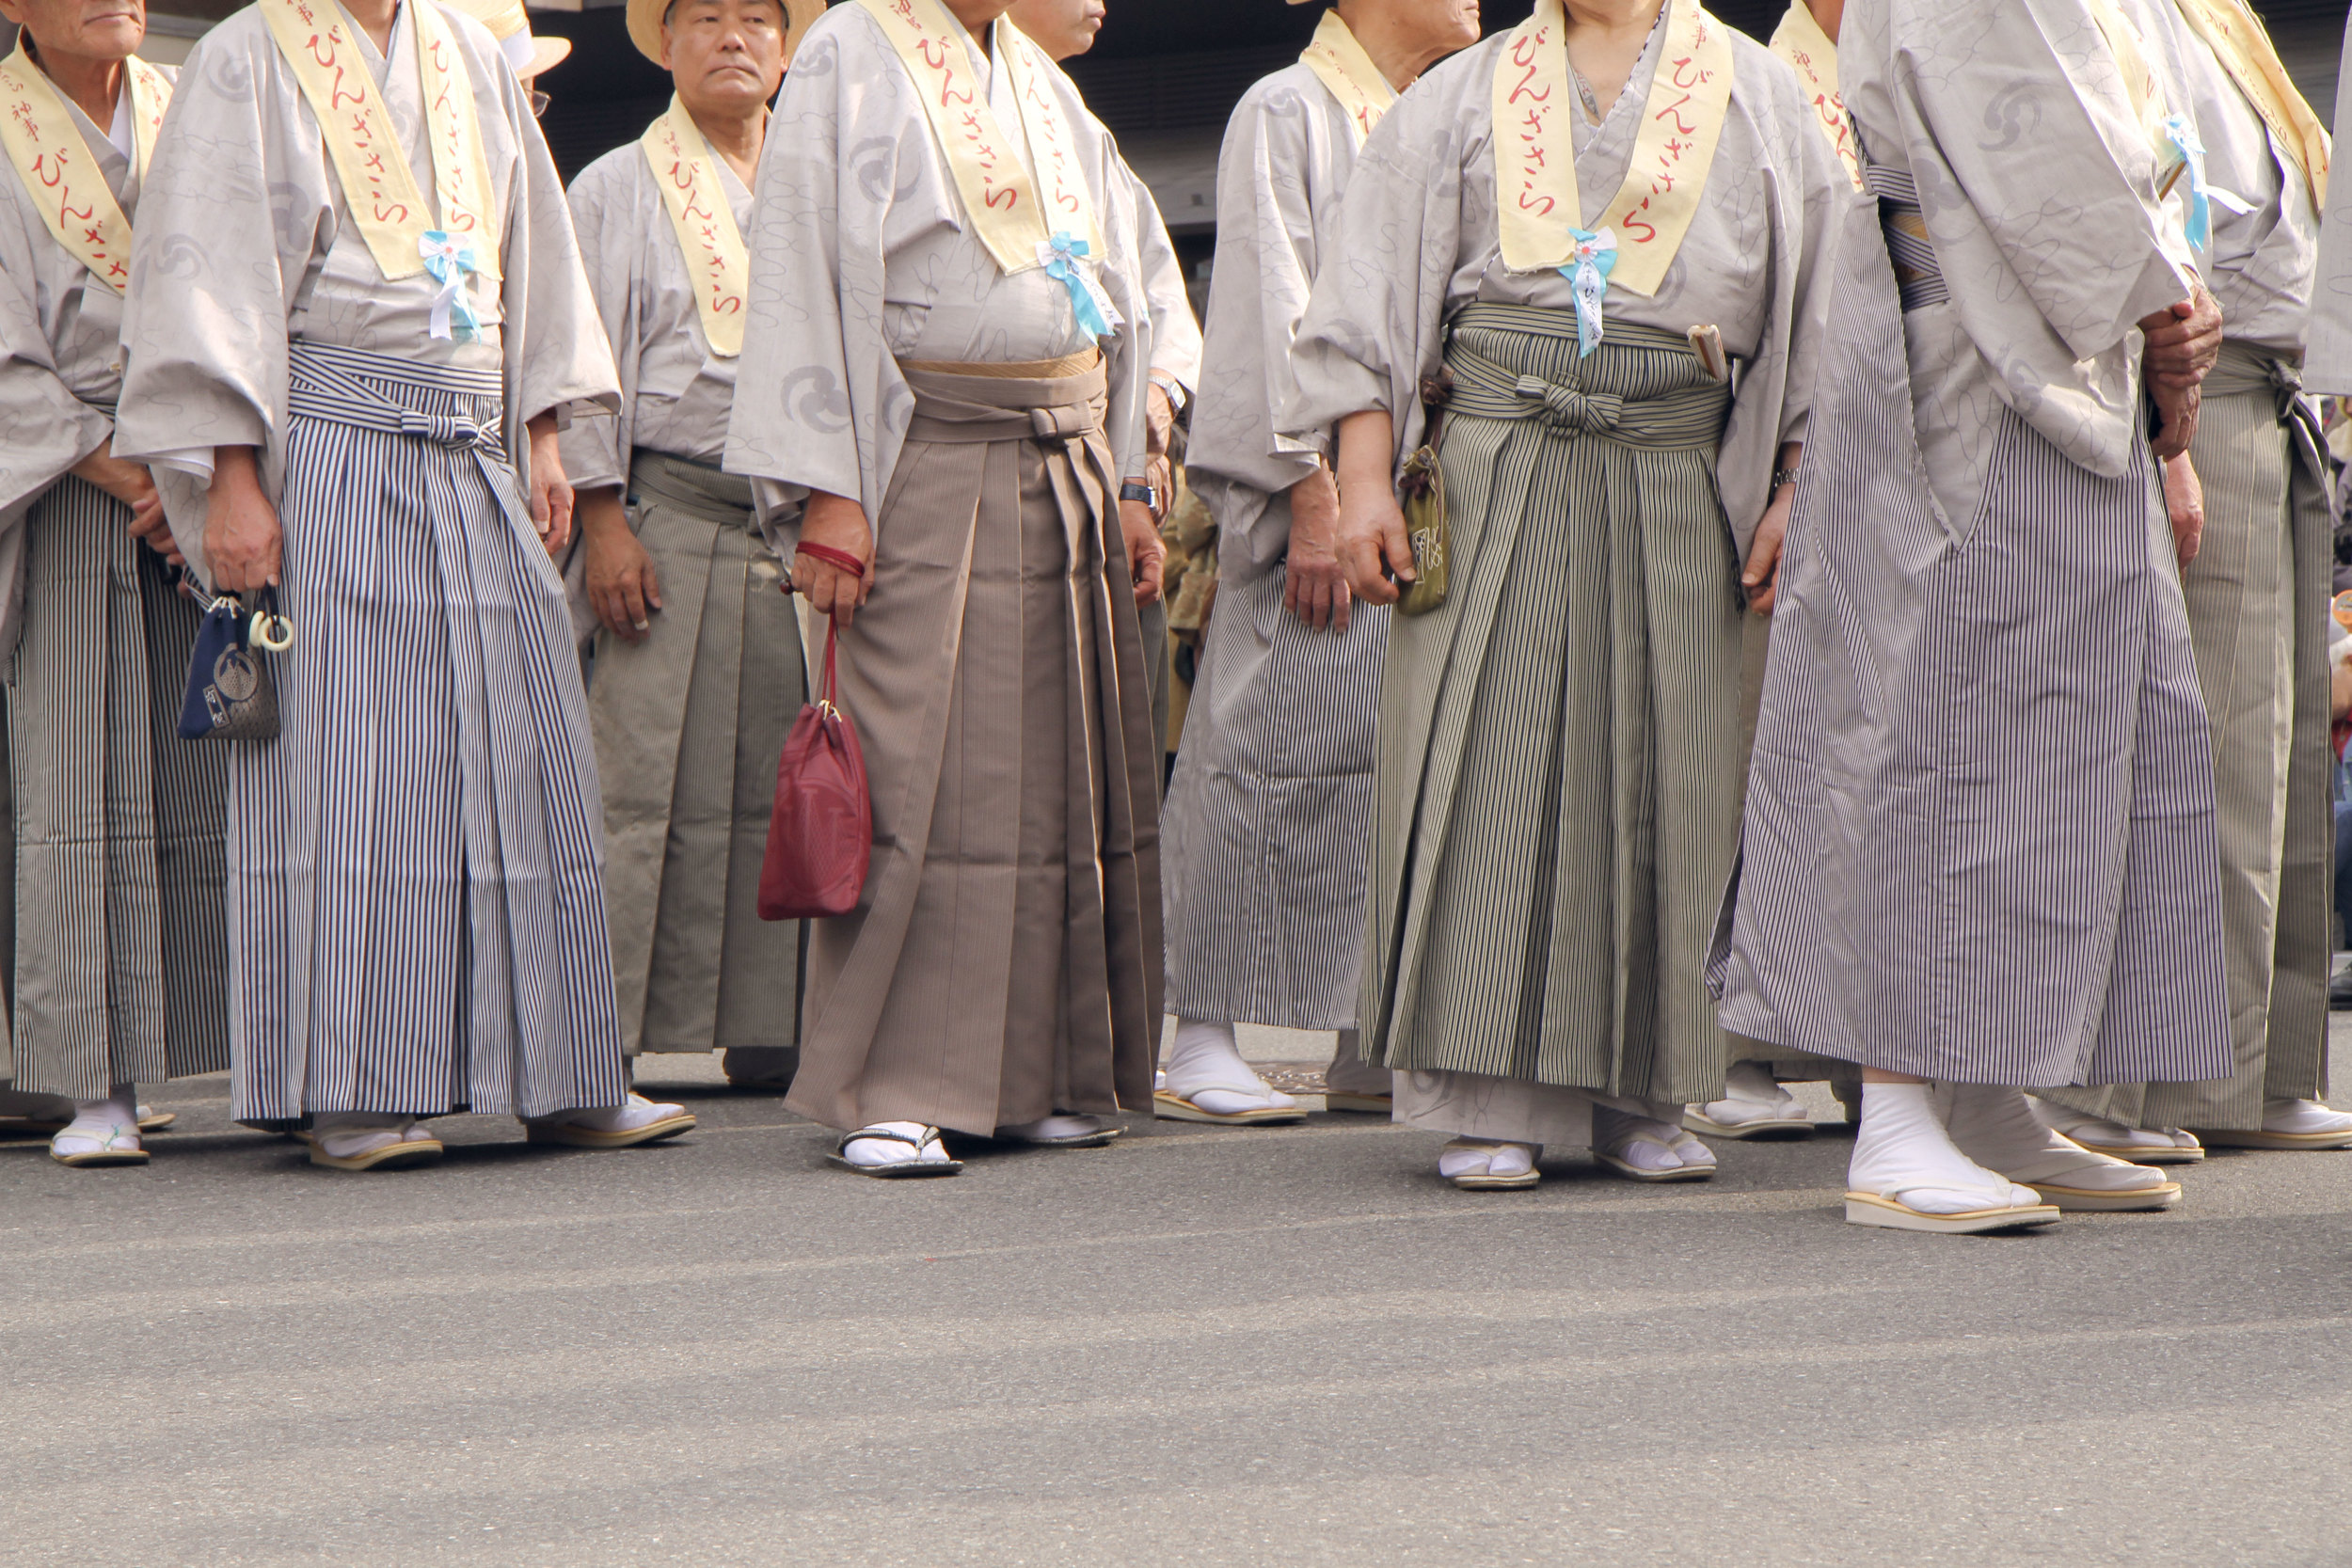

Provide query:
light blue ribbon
left=419, top=230, right=483, bottom=343
left=2159, top=113, right=2213, bottom=252
left=1042, top=230, right=1114, bottom=341
left=1555, top=226, right=1618, bottom=357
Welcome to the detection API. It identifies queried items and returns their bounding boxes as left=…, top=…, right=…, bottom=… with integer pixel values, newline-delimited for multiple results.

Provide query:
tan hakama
left=784, top=354, right=1162, bottom=1137
left=592, top=453, right=805, bottom=1059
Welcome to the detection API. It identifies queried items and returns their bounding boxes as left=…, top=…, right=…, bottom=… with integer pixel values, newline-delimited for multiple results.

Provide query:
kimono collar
left=1298, top=8, right=1396, bottom=150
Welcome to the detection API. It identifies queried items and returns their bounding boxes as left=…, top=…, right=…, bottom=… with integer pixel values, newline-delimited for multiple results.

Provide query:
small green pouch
left=1396, top=443, right=1449, bottom=616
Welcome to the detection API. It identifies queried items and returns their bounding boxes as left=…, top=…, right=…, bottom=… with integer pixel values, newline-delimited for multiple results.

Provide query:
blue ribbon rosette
left=420, top=230, right=483, bottom=343
left=1557, top=226, right=1618, bottom=358
left=2158, top=113, right=2213, bottom=253
left=1038, top=230, right=1122, bottom=342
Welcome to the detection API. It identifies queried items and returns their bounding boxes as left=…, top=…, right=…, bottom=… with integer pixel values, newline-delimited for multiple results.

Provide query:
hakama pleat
left=591, top=452, right=804, bottom=1059
left=1361, top=307, right=1739, bottom=1108
left=2043, top=351, right=2334, bottom=1127
left=784, top=355, right=1162, bottom=1136
left=1713, top=188, right=2232, bottom=1088
left=228, top=342, right=627, bottom=1128
left=1162, top=487, right=1386, bottom=1031
left=2, top=476, right=229, bottom=1099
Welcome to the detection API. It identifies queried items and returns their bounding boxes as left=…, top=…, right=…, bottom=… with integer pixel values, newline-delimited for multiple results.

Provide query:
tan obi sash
left=1441, top=306, right=1731, bottom=448
left=628, top=450, right=755, bottom=525
left=0, top=43, right=171, bottom=293
left=898, top=351, right=1108, bottom=446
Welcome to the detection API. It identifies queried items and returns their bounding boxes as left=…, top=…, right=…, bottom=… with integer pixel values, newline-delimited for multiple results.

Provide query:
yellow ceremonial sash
left=2170, top=0, right=2329, bottom=206
left=0, top=43, right=171, bottom=293
left=256, top=0, right=501, bottom=283
left=2087, top=0, right=2169, bottom=139
left=856, top=0, right=1103, bottom=275
left=1766, top=5, right=1860, bottom=191
left=1492, top=0, right=1735, bottom=296
left=640, top=98, right=752, bottom=358
left=1298, top=8, right=1396, bottom=150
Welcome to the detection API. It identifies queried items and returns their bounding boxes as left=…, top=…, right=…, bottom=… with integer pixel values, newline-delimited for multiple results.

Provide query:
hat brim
left=628, top=0, right=828, bottom=69
left=526, top=35, right=572, bottom=75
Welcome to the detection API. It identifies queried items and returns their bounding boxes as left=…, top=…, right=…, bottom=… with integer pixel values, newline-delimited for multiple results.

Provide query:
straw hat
left=627, top=0, right=829, bottom=69
left=439, top=0, right=574, bottom=76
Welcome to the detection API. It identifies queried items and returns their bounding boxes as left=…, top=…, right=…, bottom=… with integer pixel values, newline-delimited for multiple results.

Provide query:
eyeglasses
left=531, top=90, right=550, bottom=119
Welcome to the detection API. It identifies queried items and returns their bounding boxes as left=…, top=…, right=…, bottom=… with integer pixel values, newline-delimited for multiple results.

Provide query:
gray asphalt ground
left=6, top=1022, right=2349, bottom=1567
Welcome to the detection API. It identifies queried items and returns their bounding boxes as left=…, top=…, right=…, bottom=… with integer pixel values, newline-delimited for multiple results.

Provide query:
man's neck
left=686, top=99, right=767, bottom=188
left=1333, top=0, right=1444, bottom=91
left=24, top=34, right=128, bottom=129
left=1804, top=0, right=1842, bottom=43
left=941, top=0, right=1012, bottom=47
left=1564, top=0, right=1663, bottom=30
left=342, top=0, right=401, bottom=56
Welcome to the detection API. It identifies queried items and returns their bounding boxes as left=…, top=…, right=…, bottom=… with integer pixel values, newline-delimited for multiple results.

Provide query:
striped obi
left=289, top=341, right=506, bottom=454
left=1864, top=165, right=1948, bottom=312
left=1442, top=306, right=1731, bottom=448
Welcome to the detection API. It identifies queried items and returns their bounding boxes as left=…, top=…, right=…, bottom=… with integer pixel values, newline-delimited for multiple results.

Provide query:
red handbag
left=758, top=620, right=871, bottom=920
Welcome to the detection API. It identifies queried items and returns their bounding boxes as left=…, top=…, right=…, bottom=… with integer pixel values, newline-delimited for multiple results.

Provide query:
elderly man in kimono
left=563, top=0, right=820, bottom=1096
left=724, top=0, right=1163, bottom=1177
left=1715, top=0, right=2237, bottom=1232
left=1291, top=0, right=1838, bottom=1191
left=1152, top=0, right=1477, bottom=1132
left=113, top=0, right=695, bottom=1172
left=1003, top=0, right=1203, bottom=777
left=0, top=0, right=226, bottom=1167
left=2034, top=0, right=2352, bottom=1160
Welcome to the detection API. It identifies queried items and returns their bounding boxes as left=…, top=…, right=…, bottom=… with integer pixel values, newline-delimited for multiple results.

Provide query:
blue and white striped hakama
left=227, top=341, right=627, bottom=1128
left=1712, top=176, right=2233, bottom=1089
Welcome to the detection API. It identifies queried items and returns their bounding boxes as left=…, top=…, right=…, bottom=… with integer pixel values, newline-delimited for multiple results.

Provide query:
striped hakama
left=227, top=342, right=628, bottom=1129
left=786, top=354, right=1162, bottom=1137
left=1364, top=308, right=1740, bottom=1142
left=1713, top=177, right=2233, bottom=1089
left=1, top=476, right=229, bottom=1100
left=1161, top=507, right=1387, bottom=1031
left=591, top=452, right=803, bottom=1060
left=2044, top=346, right=2335, bottom=1129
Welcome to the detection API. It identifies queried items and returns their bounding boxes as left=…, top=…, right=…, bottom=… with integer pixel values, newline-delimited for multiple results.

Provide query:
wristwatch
left=1120, top=480, right=1159, bottom=509
left=1770, top=466, right=1801, bottom=492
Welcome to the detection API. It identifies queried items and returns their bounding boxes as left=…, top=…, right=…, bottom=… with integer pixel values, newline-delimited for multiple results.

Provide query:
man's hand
left=579, top=486, right=660, bottom=641
left=1120, top=495, right=1165, bottom=605
left=2151, top=381, right=2201, bottom=462
left=525, top=413, right=574, bottom=555
left=1142, top=383, right=1177, bottom=524
left=72, top=439, right=175, bottom=562
left=2141, top=283, right=2222, bottom=394
left=205, top=445, right=282, bottom=594
left=1283, top=465, right=1352, bottom=632
left=1331, top=411, right=1413, bottom=606
left=797, top=490, right=874, bottom=630
left=2163, top=451, right=2204, bottom=566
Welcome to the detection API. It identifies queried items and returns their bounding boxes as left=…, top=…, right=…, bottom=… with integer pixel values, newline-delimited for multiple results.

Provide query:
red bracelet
left=796, top=541, right=867, bottom=577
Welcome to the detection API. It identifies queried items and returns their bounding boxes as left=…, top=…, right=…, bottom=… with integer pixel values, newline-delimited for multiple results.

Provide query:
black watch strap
left=1120, top=481, right=1158, bottom=507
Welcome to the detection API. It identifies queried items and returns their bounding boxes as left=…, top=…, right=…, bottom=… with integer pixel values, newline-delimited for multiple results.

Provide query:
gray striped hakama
left=2043, top=347, right=2334, bottom=1129
left=228, top=342, right=627, bottom=1129
left=1361, top=307, right=1739, bottom=1120
left=1712, top=178, right=2233, bottom=1089
left=1, top=476, right=229, bottom=1101
left=591, top=452, right=803, bottom=1061
left=1161, top=501, right=1387, bottom=1031
left=786, top=353, right=1162, bottom=1137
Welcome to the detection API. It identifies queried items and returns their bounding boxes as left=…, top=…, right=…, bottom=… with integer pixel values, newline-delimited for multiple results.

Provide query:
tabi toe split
left=1594, top=1105, right=1717, bottom=1182
left=2029, top=1099, right=2204, bottom=1164
left=2190, top=1099, right=2352, bottom=1151
left=1683, top=1062, right=1816, bottom=1140
left=1438, top=1137, right=1541, bottom=1190
left=525, top=1093, right=697, bottom=1149
left=308, top=1117, right=443, bottom=1173
left=49, top=1117, right=149, bottom=1167
left=828, top=1122, right=963, bottom=1178
left=1942, top=1084, right=2180, bottom=1212
left=1845, top=1083, right=2059, bottom=1233
left=994, top=1113, right=1122, bottom=1148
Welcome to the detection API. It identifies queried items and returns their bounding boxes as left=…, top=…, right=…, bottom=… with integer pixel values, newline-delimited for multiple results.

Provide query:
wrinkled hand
left=797, top=490, right=874, bottom=630
left=205, top=446, right=281, bottom=594
left=72, top=441, right=175, bottom=562
left=580, top=487, right=661, bottom=641
left=2150, top=381, right=2201, bottom=463
left=2164, top=451, right=2204, bottom=566
left=1334, top=481, right=1413, bottom=607
left=2140, top=284, right=2222, bottom=395
left=1282, top=466, right=1352, bottom=632
left=1745, top=483, right=1794, bottom=616
left=525, top=415, right=574, bottom=556
left=1120, top=496, right=1165, bottom=605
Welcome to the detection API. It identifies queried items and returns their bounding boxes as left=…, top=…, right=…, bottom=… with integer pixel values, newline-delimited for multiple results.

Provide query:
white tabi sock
left=311, top=1112, right=428, bottom=1163
left=996, top=1113, right=1105, bottom=1142
left=1593, top=1103, right=1714, bottom=1173
left=1162, top=1020, right=1295, bottom=1116
left=840, top=1120, right=952, bottom=1168
left=2028, top=1098, right=2200, bottom=1153
left=51, top=1087, right=141, bottom=1161
left=1697, top=1061, right=1803, bottom=1126
left=1438, top=1138, right=1539, bottom=1180
left=1939, top=1083, right=2169, bottom=1193
left=534, top=1093, right=685, bottom=1133
left=1848, top=1082, right=2042, bottom=1215
left=2261, top=1098, right=2352, bottom=1136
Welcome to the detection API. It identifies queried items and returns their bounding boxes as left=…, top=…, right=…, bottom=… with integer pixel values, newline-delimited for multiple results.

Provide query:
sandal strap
left=838, top=1125, right=944, bottom=1154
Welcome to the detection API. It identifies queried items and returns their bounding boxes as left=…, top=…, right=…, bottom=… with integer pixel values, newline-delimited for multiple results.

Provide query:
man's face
left=0, top=0, right=145, bottom=64
left=1416, top=0, right=1482, bottom=55
left=661, top=0, right=787, bottom=116
left=1003, top=0, right=1103, bottom=63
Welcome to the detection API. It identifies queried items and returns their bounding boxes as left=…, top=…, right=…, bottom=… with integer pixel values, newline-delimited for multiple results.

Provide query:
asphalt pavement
left=4, top=1023, right=2348, bottom=1565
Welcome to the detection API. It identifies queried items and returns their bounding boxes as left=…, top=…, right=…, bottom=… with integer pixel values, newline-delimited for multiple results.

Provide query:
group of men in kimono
left=3, top=0, right=2350, bottom=1229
